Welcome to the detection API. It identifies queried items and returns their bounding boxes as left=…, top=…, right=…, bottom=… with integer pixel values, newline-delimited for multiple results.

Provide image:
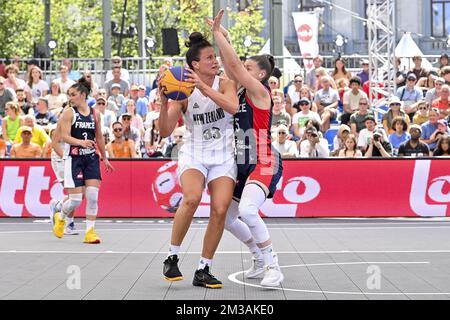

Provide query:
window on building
left=432, top=0, right=450, bottom=37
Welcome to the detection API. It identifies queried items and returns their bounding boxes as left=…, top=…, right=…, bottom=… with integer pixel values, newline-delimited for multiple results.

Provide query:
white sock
left=261, top=244, right=275, bottom=266
left=86, top=219, right=95, bottom=232
left=66, top=217, right=74, bottom=224
left=198, top=257, right=212, bottom=270
left=168, top=245, right=180, bottom=257
left=245, top=238, right=263, bottom=260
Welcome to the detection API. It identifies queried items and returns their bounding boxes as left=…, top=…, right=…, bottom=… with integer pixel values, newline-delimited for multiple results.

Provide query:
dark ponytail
left=185, top=32, right=212, bottom=69
left=249, top=54, right=275, bottom=82
left=70, top=76, right=92, bottom=98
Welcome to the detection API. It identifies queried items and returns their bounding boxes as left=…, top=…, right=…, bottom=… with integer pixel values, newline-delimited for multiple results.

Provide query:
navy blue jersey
left=69, top=106, right=96, bottom=156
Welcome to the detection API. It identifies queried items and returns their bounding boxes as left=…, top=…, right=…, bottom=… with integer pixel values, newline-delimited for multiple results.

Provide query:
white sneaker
left=260, top=264, right=284, bottom=287
left=244, top=257, right=265, bottom=279
left=64, top=221, right=79, bottom=235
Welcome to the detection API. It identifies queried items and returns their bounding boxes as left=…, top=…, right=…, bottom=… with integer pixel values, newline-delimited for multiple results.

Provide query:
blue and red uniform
left=233, top=85, right=283, bottom=201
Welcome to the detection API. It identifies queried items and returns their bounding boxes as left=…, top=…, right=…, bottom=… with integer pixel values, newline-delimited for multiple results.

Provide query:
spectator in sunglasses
left=106, top=121, right=137, bottom=158
left=382, top=96, right=410, bottom=135
left=413, top=101, right=430, bottom=125
left=105, top=56, right=130, bottom=83
left=285, top=74, right=304, bottom=116
left=272, top=124, right=298, bottom=158
left=164, top=126, right=185, bottom=159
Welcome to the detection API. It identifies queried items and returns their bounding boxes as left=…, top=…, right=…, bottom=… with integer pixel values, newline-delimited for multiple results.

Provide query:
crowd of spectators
left=0, top=54, right=449, bottom=159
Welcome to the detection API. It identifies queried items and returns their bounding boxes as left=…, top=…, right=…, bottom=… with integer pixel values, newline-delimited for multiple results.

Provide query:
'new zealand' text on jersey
left=181, top=76, right=235, bottom=164
left=65, top=106, right=97, bottom=157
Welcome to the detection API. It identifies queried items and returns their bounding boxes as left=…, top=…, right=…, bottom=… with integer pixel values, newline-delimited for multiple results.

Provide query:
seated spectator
left=81, top=70, right=99, bottom=98
left=271, top=89, right=285, bottom=103
left=314, top=67, right=338, bottom=93
left=433, top=134, right=450, bottom=156
left=413, top=101, right=430, bottom=126
left=398, top=124, right=431, bottom=157
left=298, top=86, right=318, bottom=112
left=14, top=114, right=51, bottom=149
left=3, top=64, right=29, bottom=101
left=425, top=77, right=444, bottom=106
left=349, top=97, right=374, bottom=137
left=314, top=76, right=339, bottom=132
left=271, top=95, right=291, bottom=130
left=105, top=66, right=130, bottom=97
left=164, top=126, right=185, bottom=160
left=395, top=57, right=407, bottom=88
left=417, top=70, right=438, bottom=92
left=45, top=80, right=67, bottom=117
left=15, top=88, right=33, bottom=115
left=356, top=59, right=370, bottom=85
left=305, top=55, right=324, bottom=90
left=411, top=56, right=428, bottom=80
left=120, top=112, right=141, bottom=152
left=285, top=74, right=304, bottom=116
left=299, top=126, right=329, bottom=158
left=338, top=134, right=362, bottom=158
left=120, top=84, right=148, bottom=119
left=421, top=108, right=443, bottom=151
left=105, top=56, right=130, bottom=83
left=439, top=53, right=449, bottom=71
left=62, top=58, right=81, bottom=81
left=357, top=115, right=378, bottom=152
left=10, top=126, right=42, bottom=158
left=0, top=76, right=16, bottom=117
left=268, top=76, right=279, bottom=90
left=54, top=65, right=76, bottom=94
left=364, top=129, right=392, bottom=158
left=1, top=101, right=23, bottom=146
left=396, top=73, right=424, bottom=121
left=342, top=77, right=368, bottom=125
left=143, top=113, right=165, bottom=158
left=108, top=84, right=125, bottom=112
left=106, top=121, right=137, bottom=158
left=34, top=97, right=57, bottom=130
left=331, top=57, right=353, bottom=82
left=382, top=96, right=410, bottom=135
left=138, top=84, right=149, bottom=102
left=145, top=95, right=162, bottom=129
left=97, top=88, right=119, bottom=114
left=95, top=97, right=116, bottom=134
left=332, top=124, right=351, bottom=156
left=151, top=64, right=170, bottom=90
left=336, top=77, right=349, bottom=108
left=0, top=134, right=6, bottom=158
left=272, top=124, right=298, bottom=158
left=26, top=66, right=49, bottom=103
left=442, top=66, right=450, bottom=85
left=388, top=116, right=410, bottom=156
left=292, top=97, right=321, bottom=140
left=124, top=99, right=145, bottom=137
left=432, top=84, right=450, bottom=118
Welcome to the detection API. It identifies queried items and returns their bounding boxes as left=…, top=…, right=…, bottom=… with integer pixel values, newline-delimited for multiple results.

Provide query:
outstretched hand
left=206, top=9, right=227, bottom=38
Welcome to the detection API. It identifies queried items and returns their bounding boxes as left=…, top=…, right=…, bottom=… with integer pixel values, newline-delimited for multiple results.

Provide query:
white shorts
left=177, top=152, right=237, bottom=185
left=51, top=157, right=65, bottom=183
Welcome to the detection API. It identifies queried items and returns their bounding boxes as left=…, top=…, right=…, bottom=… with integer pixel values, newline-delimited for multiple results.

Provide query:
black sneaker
left=192, top=265, right=223, bottom=289
left=163, top=255, right=183, bottom=281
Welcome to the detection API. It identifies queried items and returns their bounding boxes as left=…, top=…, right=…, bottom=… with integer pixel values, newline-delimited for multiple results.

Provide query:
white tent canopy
left=258, top=39, right=302, bottom=74
left=395, top=33, right=433, bottom=71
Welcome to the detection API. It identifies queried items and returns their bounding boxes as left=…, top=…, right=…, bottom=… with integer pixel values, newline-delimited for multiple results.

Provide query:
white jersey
left=180, top=76, right=234, bottom=164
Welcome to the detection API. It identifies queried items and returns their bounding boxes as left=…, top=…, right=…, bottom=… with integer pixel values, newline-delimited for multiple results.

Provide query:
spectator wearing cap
left=286, top=74, right=305, bottom=116
left=138, top=84, right=149, bottom=101
left=442, top=66, right=450, bottom=86
left=425, top=77, right=445, bottom=106
left=432, top=84, right=450, bottom=118
left=120, top=112, right=141, bottom=154
left=96, top=88, right=119, bottom=114
left=120, top=84, right=148, bottom=119
left=0, top=76, right=15, bottom=117
left=364, top=129, right=392, bottom=158
left=299, top=126, right=329, bottom=158
left=357, top=114, right=378, bottom=151
left=413, top=101, right=430, bottom=126
left=292, top=97, right=321, bottom=140
left=396, top=73, right=424, bottom=121
left=305, top=55, right=323, bottom=90
left=331, top=124, right=351, bottom=156
left=2, top=102, right=23, bottom=147
left=411, top=56, right=428, bottom=80
left=14, top=114, right=51, bottom=149
left=62, top=58, right=81, bottom=81
left=44, top=80, right=67, bottom=117
left=106, top=121, right=137, bottom=159
left=54, top=65, right=76, bottom=94
left=105, top=66, right=130, bottom=97
left=382, top=96, right=410, bottom=135
left=94, top=97, right=116, bottom=133
left=108, top=83, right=126, bottom=112
left=10, top=126, right=42, bottom=158
left=314, top=76, right=340, bottom=132
left=272, top=124, right=298, bottom=158
left=105, top=56, right=130, bottom=83
left=420, top=108, right=443, bottom=151
left=433, top=134, right=450, bottom=156
left=349, top=97, right=374, bottom=138
left=342, top=76, right=368, bottom=125
left=34, top=97, right=57, bottom=130
left=26, top=66, right=49, bottom=103
left=388, top=116, right=410, bottom=155
left=271, top=95, right=291, bottom=131
left=337, top=134, right=362, bottom=158
left=356, top=59, right=370, bottom=85
left=398, top=124, right=431, bottom=157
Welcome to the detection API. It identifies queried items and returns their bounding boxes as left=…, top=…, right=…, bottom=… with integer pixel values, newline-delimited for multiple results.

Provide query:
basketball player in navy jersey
left=52, top=77, right=113, bottom=244
left=208, top=10, right=284, bottom=287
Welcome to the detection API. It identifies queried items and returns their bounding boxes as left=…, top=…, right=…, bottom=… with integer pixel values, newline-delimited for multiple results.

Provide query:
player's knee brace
left=62, top=193, right=83, bottom=215
left=224, top=200, right=239, bottom=231
left=85, top=186, right=99, bottom=217
left=239, top=199, right=269, bottom=244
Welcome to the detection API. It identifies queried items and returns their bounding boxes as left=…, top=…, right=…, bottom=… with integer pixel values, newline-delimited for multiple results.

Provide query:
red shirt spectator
left=432, top=84, right=450, bottom=118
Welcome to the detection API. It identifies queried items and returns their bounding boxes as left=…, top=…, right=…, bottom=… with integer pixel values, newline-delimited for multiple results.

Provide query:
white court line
left=1, top=250, right=450, bottom=255
left=228, top=261, right=450, bottom=296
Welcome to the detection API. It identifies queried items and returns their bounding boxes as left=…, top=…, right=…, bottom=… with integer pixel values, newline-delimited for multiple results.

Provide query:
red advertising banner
left=0, top=159, right=448, bottom=218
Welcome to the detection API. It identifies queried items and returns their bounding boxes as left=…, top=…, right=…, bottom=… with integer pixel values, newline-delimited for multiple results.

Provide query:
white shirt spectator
left=357, top=128, right=375, bottom=149
left=55, top=78, right=75, bottom=94
left=343, top=89, right=368, bottom=112
left=105, top=68, right=130, bottom=83
left=272, top=140, right=299, bottom=158
left=300, top=138, right=329, bottom=157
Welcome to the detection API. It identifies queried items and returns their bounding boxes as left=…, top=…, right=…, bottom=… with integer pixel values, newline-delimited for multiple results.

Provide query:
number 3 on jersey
left=203, top=127, right=221, bottom=141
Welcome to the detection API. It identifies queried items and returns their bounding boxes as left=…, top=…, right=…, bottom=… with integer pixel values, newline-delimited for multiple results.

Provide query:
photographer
left=364, top=129, right=393, bottom=158
left=299, top=127, right=329, bottom=158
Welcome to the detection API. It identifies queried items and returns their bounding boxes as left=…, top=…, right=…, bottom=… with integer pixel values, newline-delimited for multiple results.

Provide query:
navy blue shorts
left=64, top=153, right=102, bottom=188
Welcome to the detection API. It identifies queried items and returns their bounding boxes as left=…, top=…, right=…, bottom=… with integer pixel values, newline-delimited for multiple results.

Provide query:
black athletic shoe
left=192, top=265, right=223, bottom=289
left=163, top=255, right=183, bottom=281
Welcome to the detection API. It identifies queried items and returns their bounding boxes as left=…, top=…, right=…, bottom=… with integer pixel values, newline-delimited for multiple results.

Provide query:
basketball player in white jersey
left=160, top=32, right=238, bottom=288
